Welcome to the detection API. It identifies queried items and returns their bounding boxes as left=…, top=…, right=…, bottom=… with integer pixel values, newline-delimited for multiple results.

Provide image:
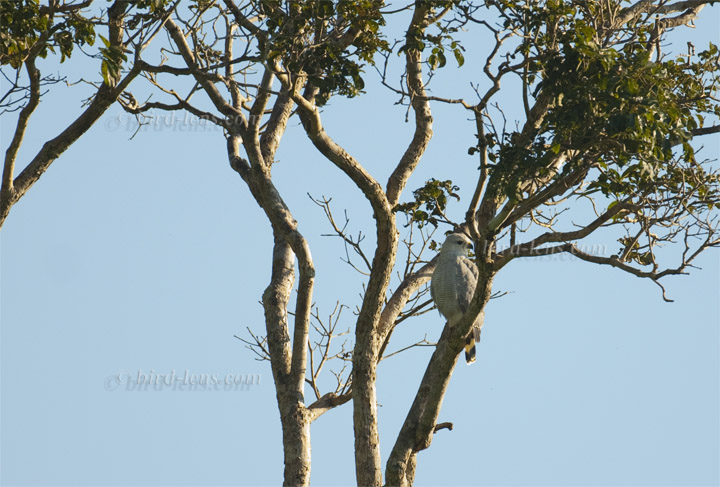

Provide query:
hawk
left=431, top=233, right=483, bottom=364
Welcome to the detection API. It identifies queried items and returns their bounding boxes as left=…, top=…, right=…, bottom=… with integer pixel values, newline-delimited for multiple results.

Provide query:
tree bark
left=386, top=268, right=495, bottom=486
left=278, top=393, right=312, bottom=487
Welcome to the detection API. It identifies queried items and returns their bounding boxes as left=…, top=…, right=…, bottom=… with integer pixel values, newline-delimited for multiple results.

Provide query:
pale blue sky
left=1, top=4, right=719, bottom=486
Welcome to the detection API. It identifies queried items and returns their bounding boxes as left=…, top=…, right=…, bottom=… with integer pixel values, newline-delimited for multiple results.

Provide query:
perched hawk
left=431, top=233, right=483, bottom=364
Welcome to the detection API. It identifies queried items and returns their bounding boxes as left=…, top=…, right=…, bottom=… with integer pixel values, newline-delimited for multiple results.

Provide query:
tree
left=2, top=1, right=718, bottom=486
left=1, top=0, right=177, bottom=226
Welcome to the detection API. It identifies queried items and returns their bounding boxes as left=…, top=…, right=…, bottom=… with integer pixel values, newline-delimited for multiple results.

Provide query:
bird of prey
left=431, top=233, right=483, bottom=364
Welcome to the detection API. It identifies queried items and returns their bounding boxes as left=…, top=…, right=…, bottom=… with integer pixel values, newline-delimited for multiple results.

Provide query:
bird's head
left=440, top=233, right=473, bottom=256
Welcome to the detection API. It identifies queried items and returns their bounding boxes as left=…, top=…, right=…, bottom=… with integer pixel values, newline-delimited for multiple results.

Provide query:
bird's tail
left=465, top=326, right=482, bottom=365
left=464, top=336, right=476, bottom=364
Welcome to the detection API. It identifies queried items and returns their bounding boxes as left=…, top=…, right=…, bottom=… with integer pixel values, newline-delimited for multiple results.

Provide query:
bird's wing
left=430, top=271, right=438, bottom=306
left=430, top=264, right=452, bottom=320
left=467, top=256, right=479, bottom=281
left=456, top=256, right=478, bottom=314
left=430, top=273, right=442, bottom=316
left=462, top=258, right=484, bottom=340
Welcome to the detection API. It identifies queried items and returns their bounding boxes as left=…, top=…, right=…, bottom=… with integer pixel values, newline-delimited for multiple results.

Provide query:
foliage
left=261, top=0, right=389, bottom=104
left=0, top=0, right=95, bottom=68
left=98, top=34, right=127, bottom=87
left=394, top=178, right=460, bottom=229
left=489, top=33, right=720, bottom=201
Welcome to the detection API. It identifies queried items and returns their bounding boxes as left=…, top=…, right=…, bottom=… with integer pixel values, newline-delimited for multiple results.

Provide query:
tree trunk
left=385, top=325, right=460, bottom=486
left=352, top=212, right=398, bottom=486
left=278, top=398, right=312, bottom=487
left=352, top=352, right=381, bottom=485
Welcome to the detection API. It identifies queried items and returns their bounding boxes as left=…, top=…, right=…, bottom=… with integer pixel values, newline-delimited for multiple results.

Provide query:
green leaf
left=453, top=48, right=464, bottom=67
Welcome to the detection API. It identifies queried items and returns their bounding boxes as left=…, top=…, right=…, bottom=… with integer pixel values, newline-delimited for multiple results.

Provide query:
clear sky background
left=1, top=3, right=719, bottom=486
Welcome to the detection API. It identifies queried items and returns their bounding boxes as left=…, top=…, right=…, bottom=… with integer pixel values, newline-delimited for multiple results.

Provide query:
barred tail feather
left=465, top=335, right=477, bottom=364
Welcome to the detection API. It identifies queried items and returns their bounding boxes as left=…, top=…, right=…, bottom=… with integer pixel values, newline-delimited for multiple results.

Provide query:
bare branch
left=164, top=18, right=245, bottom=126
left=495, top=200, right=638, bottom=270
left=386, top=2, right=435, bottom=206
left=310, top=195, right=372, bottom=274
left=614, top=0, right=712, bottom=28
left=433, top=422, right=453, bottom=433
left=380, top=336, right=436, bottom=361
left=235, top=328, right=271, bottom=361
left=307, top=391, right=352, bottom=422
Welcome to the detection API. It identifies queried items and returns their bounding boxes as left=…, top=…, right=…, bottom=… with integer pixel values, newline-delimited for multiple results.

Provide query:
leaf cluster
left=399, top=1, right=466, bottom=70
left=394, top=178, right=460, bottom=228
left=0, top=0, right=95, bottom=68
left=98, top=34, right=127, bottom=87
left=481, top=0, right=719, bottom=208
left=543, top=35, right=718, bottom=165
left=262, top=0, right=389, bottom=104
